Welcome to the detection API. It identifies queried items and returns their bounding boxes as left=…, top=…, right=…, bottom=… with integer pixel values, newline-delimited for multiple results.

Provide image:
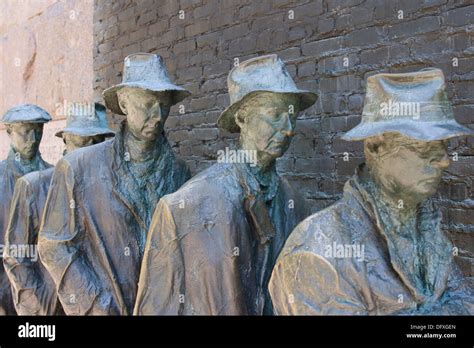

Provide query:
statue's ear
left=234, top=109, right=246, bottom=130
left=117, top=91, right=128, bottom=114
left=365, top=135, right=385, bottom=156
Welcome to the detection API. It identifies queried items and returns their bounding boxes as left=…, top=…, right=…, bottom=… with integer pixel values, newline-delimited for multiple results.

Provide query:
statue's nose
left=432, top=153, right=450, bottom=169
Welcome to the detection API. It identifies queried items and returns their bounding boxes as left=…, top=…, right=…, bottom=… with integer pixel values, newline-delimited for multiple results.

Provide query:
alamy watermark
left=324, top=242, right=365, bottom=262
left=217, top=147, right=257, bottom=167
left=55, top=100, right=95, bottom=118
left=0, top=244, right=38, bottom=262
left=380, top=99, right=420, bottom=120
left=18, top=322, right=55, bottom=341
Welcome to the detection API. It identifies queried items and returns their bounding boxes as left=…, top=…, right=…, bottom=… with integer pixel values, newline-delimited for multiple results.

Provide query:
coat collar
left=345, top=164, right=453, bottom=303
left=229, top=162, right=276, bottom=245
left=108, top=121, right=179, bottom=254
left=6, top=148, right=51, bottom=182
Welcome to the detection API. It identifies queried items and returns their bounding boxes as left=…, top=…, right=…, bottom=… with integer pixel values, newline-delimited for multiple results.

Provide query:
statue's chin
left=267, top=144, right=288, bottom=157
left=20, top=151, right=35, bottom=160
left=417, top=187, right=438, bottom=200
left=417, top=179, right=441, bottom=195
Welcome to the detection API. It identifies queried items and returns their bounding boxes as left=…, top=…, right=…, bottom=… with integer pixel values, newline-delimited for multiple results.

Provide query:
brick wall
left=93, top=0, right=474, bottom=276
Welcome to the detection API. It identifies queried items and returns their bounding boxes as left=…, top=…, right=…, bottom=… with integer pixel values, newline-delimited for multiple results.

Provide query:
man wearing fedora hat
left=38, top=53, right=191, bottom=315
left=134, top=54, right=317, bottom=315
left=3, top=103, right=113, bottom=315
left=0, top=104, right=52, bottom=315
left=269, top=68, right=474, bottom=315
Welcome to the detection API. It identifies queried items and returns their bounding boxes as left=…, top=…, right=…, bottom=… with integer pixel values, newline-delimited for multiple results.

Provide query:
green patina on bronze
left=37, top=54, right=191, bottom=315
left=3, top=103, right=113, bottom=315
left=0, top=104, right=52, bottom=315
left=270, top=68, right=474, bottom=315
left=134, top=54, right=317, bottom=315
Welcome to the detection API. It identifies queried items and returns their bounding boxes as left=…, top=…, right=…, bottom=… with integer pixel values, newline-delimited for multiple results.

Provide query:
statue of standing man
left=0, top=104, right=52, bottom=315
left=269, top=68, right=474, bottom=315
left=134, top=55, right=317, bottom=315
left=38, top=54, right=191, bottom=315
left=4, top=103, right=114, bottom=315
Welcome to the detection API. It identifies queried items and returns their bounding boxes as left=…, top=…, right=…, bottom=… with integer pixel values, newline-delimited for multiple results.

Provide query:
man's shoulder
left=0, top=158, right=13, bottom=185
left=280, top=199, right=354, bottom=259
left=21, top=167, right=54, bottom=184
left=0, top=158, right=8, bottom=172
left=161, top=163, right=242, bottom=209
left=58, top=140, right=113, bottom=172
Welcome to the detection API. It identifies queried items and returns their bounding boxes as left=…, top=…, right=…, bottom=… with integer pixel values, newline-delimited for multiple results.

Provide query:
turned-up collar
left=6, top=147, right=51, bottom=181
left=108, top=121, right=177, bottom=252
left=344, top=164, right=453, bottom=304
left=239, top=161, right=280, bottom=203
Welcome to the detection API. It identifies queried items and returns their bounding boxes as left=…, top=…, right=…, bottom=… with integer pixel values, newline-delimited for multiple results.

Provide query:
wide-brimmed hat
left=103, top=53, right=190, bottom=115
left=55, top=102, right=115, bottom=138
left=343, top=68, right=473, bottom=141
left=1, top=104, right=52, bottom=124
left=217, top=54, right=318, bottom=133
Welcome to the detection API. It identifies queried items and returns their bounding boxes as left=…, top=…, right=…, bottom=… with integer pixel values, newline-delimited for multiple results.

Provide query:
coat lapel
left=109, top=127, right=149, bottom=258
left=235, top=163, right=276, bottom=245
left=348, top=166, right=453, bottom=305
left=109, top=124, right=183, bottom=254
left=234, top=163, right=281, bottom=314
left=6, top=149, right=51, bottom=182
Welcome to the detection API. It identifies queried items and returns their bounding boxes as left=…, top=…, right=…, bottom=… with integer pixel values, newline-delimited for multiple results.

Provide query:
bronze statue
left=269, top=68, right=474, bottom=315
left=37, top=53, right=191, bottom=315
left=134, top=54, right=317, bottom=315
left=3, top=103, right=114, bottom=315
left=0, top=104, right=52, bottom=315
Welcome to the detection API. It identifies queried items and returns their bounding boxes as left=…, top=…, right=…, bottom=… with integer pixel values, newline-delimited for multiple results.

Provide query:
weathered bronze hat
left=103, top=53, right=191, bottom=115
left=343, top=68, right=473, bottom=141
left=1, top=104, right=52, bottom=124
left=55, top=103, right=115, bottom=138
left=217, top=54, right=318, bottom=133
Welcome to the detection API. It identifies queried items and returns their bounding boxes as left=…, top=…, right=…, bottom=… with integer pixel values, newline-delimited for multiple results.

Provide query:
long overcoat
left=38, top=128, right=190, bottom=315
left=269, top=167, right=473, bottom=315
left=134, top=162, right=309, bottom=315
left=0, top=150, right=51, bottom=315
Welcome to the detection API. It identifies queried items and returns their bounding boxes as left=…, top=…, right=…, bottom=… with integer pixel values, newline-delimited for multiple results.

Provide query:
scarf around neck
left=345, top=164, right=453, bottom=304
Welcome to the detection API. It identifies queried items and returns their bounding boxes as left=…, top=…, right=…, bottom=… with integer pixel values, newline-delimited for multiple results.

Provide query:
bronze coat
left=0, top=150, right=51, bottom=315
left=4, top=168, right=64, bottom=315
left=37, top=130, right=190, bottom=315
left=269, top=169, right=473, bottom=315
left=134, top=162, right=309, bottom=315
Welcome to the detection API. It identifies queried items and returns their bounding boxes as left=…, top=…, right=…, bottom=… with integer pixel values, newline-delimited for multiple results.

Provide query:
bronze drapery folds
left=269, top=68, right=474, bottom=315
left=134, top=54, right=317, bottom=315
left=37, top=54, right=191, bottom=315
left=0, top=104, right=52, bottom=315
left=3, top=103, right=114, bottom=315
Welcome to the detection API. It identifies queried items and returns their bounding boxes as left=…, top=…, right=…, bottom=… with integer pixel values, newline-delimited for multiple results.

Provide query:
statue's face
left=62, top=133, right=106, bottom=155
left=118, top=88, right=171, bottom=141
left=367, top=134, right=450, bottom=203
left=7, top=122, right=44, bottom=160
left=236, top=93, right=299, bottom=161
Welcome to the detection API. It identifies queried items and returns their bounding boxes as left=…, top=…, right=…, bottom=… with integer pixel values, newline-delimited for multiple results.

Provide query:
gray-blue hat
left=55, top=103, right=115, bottom=138
left=217, top=54, right=318, bottom=133
left=2, top=104, right=52, bottom=124
left=103, top=53, right=190, bottom=115
left=342, top=68, right=473, bottom=141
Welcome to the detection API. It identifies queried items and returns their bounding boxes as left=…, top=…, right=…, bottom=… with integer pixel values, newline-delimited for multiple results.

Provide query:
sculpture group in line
left=0, top=53, right=472, bottom=316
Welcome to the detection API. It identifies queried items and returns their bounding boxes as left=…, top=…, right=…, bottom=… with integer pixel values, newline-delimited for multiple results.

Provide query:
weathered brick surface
left=94, top=0, right=474, bottom=276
